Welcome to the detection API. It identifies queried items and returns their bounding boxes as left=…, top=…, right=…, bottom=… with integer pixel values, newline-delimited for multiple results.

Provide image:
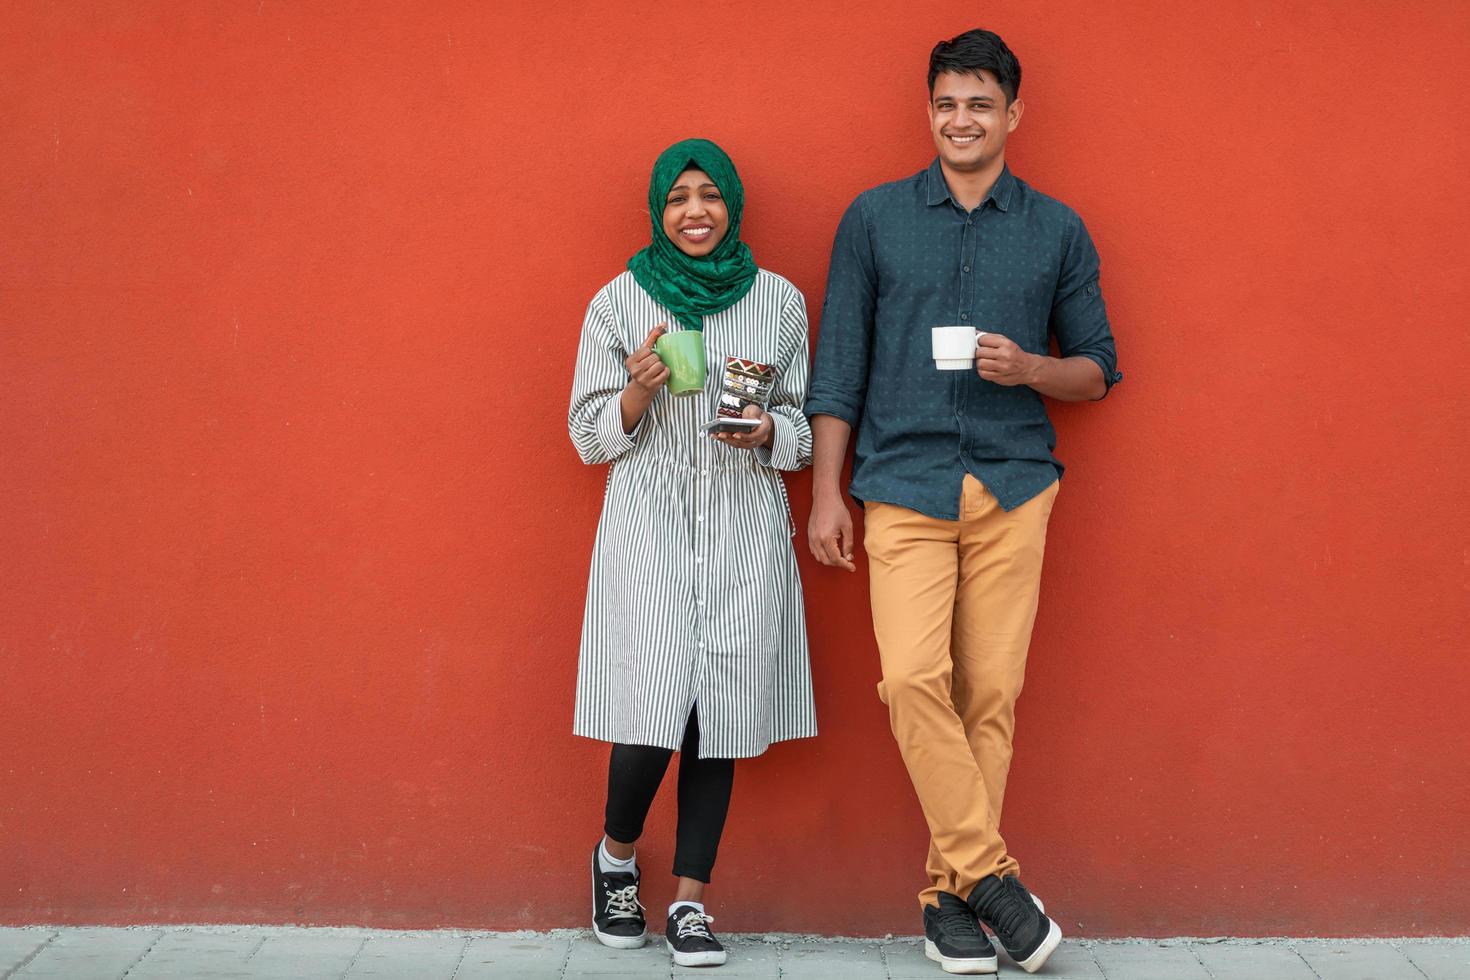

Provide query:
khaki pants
left=865, top=475, right=1058, bottom=909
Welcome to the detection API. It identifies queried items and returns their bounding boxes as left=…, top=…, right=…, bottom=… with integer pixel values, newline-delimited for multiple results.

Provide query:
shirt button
left=698, top=641, right=706, bottom=650
left=696, top=557, right=705, bottom=564
left=960, top=313, right=969, bottom=320
left=962, top=265, right=971, bottom=273
left=697, top=515, right=705, bottom=522
left=701, top=469, right=710, bottom=477
left=697, top=598, right=705, bottom=606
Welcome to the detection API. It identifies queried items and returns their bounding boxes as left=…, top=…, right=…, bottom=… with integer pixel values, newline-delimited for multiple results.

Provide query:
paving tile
left=344, top=933, right=468, bottom=978
left=1291, top=940, right=1424, bottom=980
left=455, top=933, right=570, bottom=980
left=0, top=929, right=55, bottom=974
left=241, top=931, right=368, bottom=980
left=1011, top=940, right=1103, bottom=979
left=1398, top=941, right=1470, bottom=980
left=674, top=938, right=779, bottom=976
left=1091, top=940, right=1211, bottom=979
left=564, top=933, right=672, bottom=974
left=125, top=927, right=262, bottom=979
left=1191, top=941, right=1317, bottom=979
left=780, top=940, right=887, bottom=978
left=881, top=938, right=945, bottom=979
left=12, top=927, right=162, bottom=979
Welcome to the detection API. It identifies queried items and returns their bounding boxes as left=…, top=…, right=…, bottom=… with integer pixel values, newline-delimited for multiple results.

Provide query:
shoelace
left=674, top=909, right=716, bottom=940
left=936, top=905, right=985, bottom=939
left=603, top=884, right=643, bottom=922
left=987, top=881, right=1036, bottom=941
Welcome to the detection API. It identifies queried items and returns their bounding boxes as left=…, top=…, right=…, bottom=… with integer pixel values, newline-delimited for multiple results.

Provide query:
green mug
left=655, top=330, right=707, bottom=396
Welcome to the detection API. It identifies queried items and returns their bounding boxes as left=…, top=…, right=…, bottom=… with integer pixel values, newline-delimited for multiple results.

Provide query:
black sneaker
left=923, top=892, right=997, bottom=974
left=666, top=903, right=727, bottom=967
left=967, top=875, right=1061, bottom=974
left=590, top=841, right=647, bottom=949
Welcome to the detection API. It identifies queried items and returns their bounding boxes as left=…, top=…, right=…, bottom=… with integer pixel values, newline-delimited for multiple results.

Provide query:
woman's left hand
left=713, top=403, right=774, bottom=450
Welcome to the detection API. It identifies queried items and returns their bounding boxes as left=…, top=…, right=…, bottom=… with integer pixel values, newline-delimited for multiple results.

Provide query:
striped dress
left=568, top=269, right=817, bottom=759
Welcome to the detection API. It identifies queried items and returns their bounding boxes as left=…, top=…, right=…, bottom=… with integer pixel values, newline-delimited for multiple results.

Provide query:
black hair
left=927, top=29, right=1021, bottom=103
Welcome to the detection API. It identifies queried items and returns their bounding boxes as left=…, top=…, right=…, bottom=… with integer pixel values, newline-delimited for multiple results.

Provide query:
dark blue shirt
left=807, top=160, right=1121, bottom=518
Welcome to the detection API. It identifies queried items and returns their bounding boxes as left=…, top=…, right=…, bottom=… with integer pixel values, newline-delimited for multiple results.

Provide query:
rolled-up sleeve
left=806, top=196, right=876, bottom=426
left=1050, top=215, right=1122, bottom=396
left=568, top=292, right=639, bottom=465
left=755, top=290, right=814, bottom=472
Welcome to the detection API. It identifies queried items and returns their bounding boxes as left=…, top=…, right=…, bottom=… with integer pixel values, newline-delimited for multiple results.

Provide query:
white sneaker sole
left=591, top=924, right=647, bottom=949
left=1008, top=918, right=1062, bottom=974
left=924, top=939, right=998, bottom=974
left=669, top=946, right=727, bottom=966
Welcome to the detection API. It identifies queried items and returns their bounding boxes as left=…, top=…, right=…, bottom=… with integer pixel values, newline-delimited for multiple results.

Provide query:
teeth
left=950, top=135, right=979, bottom=144
left=683, top=228, right=711, bottom=237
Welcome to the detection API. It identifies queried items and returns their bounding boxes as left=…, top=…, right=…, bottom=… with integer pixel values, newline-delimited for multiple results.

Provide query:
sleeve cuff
left=803, top=397, right=860, bottom=427
left=755, top=411, right=798, bottom=470
left=1081, top=355, right=1122, bottom=398
left=595, top=391, right=638, bottom=459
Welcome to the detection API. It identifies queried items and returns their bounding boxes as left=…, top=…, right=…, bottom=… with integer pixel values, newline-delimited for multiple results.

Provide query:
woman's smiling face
left=662, top=168, right=729, bottom=257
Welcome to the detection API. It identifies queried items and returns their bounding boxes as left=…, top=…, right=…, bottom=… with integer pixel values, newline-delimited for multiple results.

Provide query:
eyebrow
left=667, top=183, right=720, bottom=195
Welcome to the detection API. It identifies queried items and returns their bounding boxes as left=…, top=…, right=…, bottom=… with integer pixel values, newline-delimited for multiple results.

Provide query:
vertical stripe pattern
left=568, top=270, right=817, bottom=759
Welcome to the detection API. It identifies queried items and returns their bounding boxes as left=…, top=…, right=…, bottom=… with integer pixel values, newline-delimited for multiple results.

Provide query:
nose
left=684, top=196, right=708, bottom=220
left=953, top=105, right=975, bottom=129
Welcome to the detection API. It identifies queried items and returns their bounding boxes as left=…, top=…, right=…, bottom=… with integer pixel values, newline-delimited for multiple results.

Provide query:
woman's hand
left=713, top=403, right=774, bottom=451
left=625, top=324, right=670, bottom=397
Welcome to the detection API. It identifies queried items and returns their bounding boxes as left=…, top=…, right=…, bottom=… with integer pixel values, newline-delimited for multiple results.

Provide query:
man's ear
left=1007, top=98, right=1025, bottom=133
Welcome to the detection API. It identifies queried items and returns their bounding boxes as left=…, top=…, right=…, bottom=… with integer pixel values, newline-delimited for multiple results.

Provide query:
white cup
left=932, top=326, right=986, bottom=370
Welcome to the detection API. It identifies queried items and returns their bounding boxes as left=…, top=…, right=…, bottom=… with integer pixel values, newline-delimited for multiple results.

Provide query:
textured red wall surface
left=3, top=1, right=1468, bottom=937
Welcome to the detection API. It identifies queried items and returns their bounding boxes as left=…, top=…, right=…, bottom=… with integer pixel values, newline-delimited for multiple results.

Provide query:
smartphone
left=701, top=417, right=762, bottom=435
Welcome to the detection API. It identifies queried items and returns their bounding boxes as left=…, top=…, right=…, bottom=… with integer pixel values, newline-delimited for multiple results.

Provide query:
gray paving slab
left=1091, top=939, right=1211, bottom=979
left=879, top=938, right=941, bottom=979
left=124, top=927, right=262, bottom=979
left=564, top=932, right=671, bottom=973
left=780, top=939, right=887, bottom=978
left=675, top=938, right=780, bottom=976
left=344, top=932, right=469, bottom=979
left=1192, top=939, right=1318, bottom=979
left=0, top=929, right=55, bottom=975
left=454, top=933, right=571, bottom=980
left=1399, top=940, right=1470, bottom=980
left=11, top=927, right=162, bottom=979
left=1014, top=940, right=1103, bottom=979
left=1292, top=939, right=1421, bottom=980
left=237, top=930, right=368, bottom=980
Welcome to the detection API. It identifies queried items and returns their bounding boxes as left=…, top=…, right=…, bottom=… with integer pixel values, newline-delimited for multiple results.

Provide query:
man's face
left=928, top=70, right=1023, bottom=173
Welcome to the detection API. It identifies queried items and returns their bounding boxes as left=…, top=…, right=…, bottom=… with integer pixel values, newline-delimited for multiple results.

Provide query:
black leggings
left=603, top=709, right=734, bottom=883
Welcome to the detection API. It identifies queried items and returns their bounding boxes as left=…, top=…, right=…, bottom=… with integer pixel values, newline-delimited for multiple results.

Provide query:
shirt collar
left=925, top=158, right=1016, bottom=212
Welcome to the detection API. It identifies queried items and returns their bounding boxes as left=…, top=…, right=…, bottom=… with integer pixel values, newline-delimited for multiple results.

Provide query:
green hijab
left=627, top=138, right=758, bottom=331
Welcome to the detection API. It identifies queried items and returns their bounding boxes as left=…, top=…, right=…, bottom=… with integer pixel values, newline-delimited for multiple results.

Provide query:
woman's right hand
left=625, top=324, right=670, bottom=397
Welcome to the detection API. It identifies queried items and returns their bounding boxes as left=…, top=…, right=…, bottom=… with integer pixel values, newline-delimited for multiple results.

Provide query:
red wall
left=3, top=1, right=1468, bottom=938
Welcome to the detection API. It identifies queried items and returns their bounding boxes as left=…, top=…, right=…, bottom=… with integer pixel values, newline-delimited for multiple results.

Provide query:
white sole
left=591, top=923, right=647, bottom=949
left=670, top=947, right=727, bottom=966
left=1011, top=918, right=1062, bottom=974
left=924, top=938, right=997, bottom=974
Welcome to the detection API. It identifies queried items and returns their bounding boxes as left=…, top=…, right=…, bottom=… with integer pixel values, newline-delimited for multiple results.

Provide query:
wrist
left=1024, top=352, right=1049, bottom=387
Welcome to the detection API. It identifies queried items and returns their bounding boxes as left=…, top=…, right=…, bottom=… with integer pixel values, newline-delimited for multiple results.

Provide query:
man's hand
left=976, top=332, right=1040, bottom=387
left=808, top=492, right=856, bottom=572
left=625, top=324, right=670, bottom=397
left=713, top=402, right=774, bottom=450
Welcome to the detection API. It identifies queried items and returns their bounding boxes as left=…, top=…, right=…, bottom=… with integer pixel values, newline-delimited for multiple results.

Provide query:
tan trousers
left=865, top=474, right=1059, bottom=909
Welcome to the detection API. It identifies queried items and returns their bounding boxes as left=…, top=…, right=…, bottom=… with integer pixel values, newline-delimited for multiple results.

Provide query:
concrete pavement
left=2, top=927, right=1466, bottom=979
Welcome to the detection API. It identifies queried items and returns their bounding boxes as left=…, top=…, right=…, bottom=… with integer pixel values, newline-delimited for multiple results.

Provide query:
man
left=805, top=29, right=1121, bottom=977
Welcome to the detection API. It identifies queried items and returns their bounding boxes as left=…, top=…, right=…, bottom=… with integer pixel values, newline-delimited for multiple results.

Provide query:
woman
left=567, top=138, right=816, bottom=968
